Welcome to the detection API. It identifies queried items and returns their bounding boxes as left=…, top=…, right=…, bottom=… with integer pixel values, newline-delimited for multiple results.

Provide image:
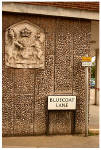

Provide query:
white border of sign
left=48, top=96, right=76, bottom=110
left=82, top=62, right=92, bottom=66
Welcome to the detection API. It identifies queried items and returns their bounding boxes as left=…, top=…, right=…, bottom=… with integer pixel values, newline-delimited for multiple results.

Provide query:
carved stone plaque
left=5, top=20, right=45, bottom=68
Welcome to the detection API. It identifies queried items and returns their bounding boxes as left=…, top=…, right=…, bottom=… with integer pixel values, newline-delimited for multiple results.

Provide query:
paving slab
left=89, top=89, right=99, bottom=129
left=2, top=135, right=99, bottom=148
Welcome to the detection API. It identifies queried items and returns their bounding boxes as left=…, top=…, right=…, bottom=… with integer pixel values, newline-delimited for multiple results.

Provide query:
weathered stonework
left=5, top=20, right=45, bottom=69
left=2, top=12, right=91, bottom=136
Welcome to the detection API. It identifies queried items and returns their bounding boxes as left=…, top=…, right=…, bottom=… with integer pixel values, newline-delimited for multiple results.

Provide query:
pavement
left=2, top=88, right=99, bottom=148
left=89, top=89, right=99, bottom=129
left=2, top=135, right=99, bottom=148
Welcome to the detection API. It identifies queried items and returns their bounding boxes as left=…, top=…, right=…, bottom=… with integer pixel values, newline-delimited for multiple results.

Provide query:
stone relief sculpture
left=5, top=21, right=45, bottom=68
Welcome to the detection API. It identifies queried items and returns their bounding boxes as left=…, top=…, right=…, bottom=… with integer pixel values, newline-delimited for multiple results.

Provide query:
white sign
left=82, top=62, right=92, bottom=66
left=48, top=96, right=76, bottom=110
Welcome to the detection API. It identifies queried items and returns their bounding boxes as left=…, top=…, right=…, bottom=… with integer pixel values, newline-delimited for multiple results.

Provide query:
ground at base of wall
left=2, top=134, right=99, bottom=148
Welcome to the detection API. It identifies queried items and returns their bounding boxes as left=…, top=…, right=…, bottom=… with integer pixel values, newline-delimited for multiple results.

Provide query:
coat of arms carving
left=5, top=21, right=45, bottom=69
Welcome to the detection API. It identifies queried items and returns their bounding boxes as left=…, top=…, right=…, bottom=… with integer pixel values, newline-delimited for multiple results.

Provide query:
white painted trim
left=2, top=2, right=99, bottom=20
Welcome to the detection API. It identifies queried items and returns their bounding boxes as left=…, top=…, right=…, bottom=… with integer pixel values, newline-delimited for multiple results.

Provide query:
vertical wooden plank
left=13, top=69, right=35, bottom=135
left=13, top=94, right=34, bottom=135
left=2, top=12, right=37, bottom=136
left=2, top=30, right=14, bottom=136
left=34, top=16, right=55, bottom=134
left=55, top=18, right=73, bottom=94
left=49, top=18, right=73, bottom=134
left=73, top=19, right=91, bottom=133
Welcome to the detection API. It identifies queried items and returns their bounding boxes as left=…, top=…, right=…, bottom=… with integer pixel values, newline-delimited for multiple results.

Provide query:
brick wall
left=20, top=2, right=99, bottom=11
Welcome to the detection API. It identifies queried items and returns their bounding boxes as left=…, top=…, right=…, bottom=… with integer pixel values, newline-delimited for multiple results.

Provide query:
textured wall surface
left=2, top=12, right=91, bottom=136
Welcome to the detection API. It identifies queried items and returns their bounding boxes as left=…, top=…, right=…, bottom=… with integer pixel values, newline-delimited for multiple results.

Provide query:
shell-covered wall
left=2, top=12, right=91, bottom=136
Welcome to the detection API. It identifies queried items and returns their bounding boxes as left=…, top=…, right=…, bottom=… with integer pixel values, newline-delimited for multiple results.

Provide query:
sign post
left=82, top=56, right=92, bottom=137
